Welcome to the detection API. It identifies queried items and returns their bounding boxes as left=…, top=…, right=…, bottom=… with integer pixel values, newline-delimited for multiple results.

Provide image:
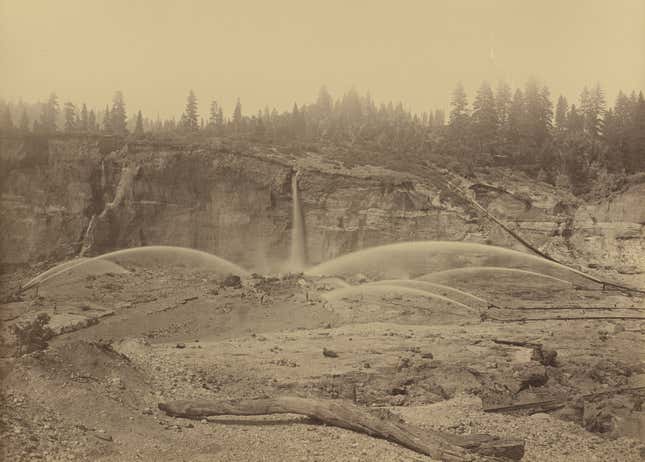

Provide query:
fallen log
left=582, top=385, right=645, bottom=400
left=491, top=315, right=645, bottom=322
left=492, top=339, right=540, bottom=348
left=503, top=306, right=644, bottom=311
left=159, top=396, right=525, bottom=461
left=484, top=399, right=566, bottom=414
left=484, top=386, right=645, bottom=414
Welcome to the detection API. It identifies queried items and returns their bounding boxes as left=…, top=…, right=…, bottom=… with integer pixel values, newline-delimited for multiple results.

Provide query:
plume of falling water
left=289, top=171, right=307, bottom=271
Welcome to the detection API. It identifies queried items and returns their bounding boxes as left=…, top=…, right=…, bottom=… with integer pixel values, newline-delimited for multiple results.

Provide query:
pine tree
left=614, top=91, right=632, bottom=133
left=0, top=104, right=13, bottom=132
left=88, top=110, right=96, bottom=132
left=507, top=89, right=525, bottom=150
left=471, top=81, right=498, bottom=154
left=603, top=107, right=622, bottom=170
left=182, top=90, right=199, bottom=131
left=540, top=86, right=554, bottom=132
left=209, top=100, right=221, bottom=129
left=316, top=85, right=333, bottom=116
left=232, top=98, right=242, bottom=130
left=110, top=91, right=127, bottom=135
left=567, top=104, right=584, bottom=133
left=19, top=109, right=29, bottom=132
left=63, top=102, right=77, bottom=133
left=80, top=104, right=88, bottom=132
left=341, top=88, right=362, bottom=125
left=102, top=105, right=112, bottom=133
left=589, top=84, right=606, bottom=139
left=555, top=95, right=569, bottom=131
left=447, top=83, right=471, bottom=156
left=579, top=85, right=606, bottom=138
left=433, top=109, right=445, bottom=127
left=39, top=93, right=59, bottom=133
left=627, top=92, right=645, bottom=172
left=523, top=78, right=551, bottom=148
left=254, top=112, right=266, bottom=139
left=217, top=107, right=224, bottom=128
left=292, top=103, right=306, bottom=138
left=607, top=91, right=632, bottom=163
left=495, top=81, right=512, bottom=132
left=449, top=83, right=468, bottom=125
left=134, top=110, right=144, bottom=136
left=426, top=111, right=434, bottom=128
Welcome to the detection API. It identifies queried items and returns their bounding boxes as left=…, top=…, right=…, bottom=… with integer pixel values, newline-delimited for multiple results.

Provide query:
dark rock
left=583, top=395, right=644, bottom=439
left=175, top=343, right=186, bottom=349
left=388, top=386, right=407, bottom=396
left=222, top=275, right=241, bottom=288
left=397, top=357, right=412, bottom=370
left=531, top=345, right=558, bottom=366
left=516, top=363, right=548, bottom=391
left=613, top=324, right=626, bottom=335
left=388, top=395, right=407, bottom=406
left=322, top=348, right=338, bottom=358
left=93, top=432, right=113, bottom=442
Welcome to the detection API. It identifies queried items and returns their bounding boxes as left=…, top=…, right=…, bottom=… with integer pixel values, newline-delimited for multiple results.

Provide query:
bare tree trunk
left=159, top=396, right=524, bottom=461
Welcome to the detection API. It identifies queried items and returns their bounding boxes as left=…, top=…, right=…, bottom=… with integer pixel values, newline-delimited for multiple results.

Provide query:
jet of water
left=417, top=266, right=574, bottom=288
left=322, top=284, right=477, bottom=313
left=365, top=279, right=492, bottom=308
left=305, top=241, right=593, bottom=286
left=22, top=246, right=249, bottom=291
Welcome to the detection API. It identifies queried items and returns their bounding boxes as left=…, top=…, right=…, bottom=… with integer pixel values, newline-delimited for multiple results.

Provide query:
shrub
left=11, top=312, right=55, bottom=356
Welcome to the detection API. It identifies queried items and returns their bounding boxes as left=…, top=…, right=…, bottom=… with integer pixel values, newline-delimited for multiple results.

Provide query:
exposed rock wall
left=570, top=182, right=645, bottom=275
left=0, top=137, right=105, bottom=265
left=1, top=136, right=643, bottom=278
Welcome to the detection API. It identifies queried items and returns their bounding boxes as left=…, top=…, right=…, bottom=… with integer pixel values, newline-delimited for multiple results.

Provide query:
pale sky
left=1, top=0, right=644, bottom=118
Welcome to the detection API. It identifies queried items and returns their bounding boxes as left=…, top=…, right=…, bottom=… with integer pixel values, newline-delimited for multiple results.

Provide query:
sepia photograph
left=1, top=1, right=644, bottom=460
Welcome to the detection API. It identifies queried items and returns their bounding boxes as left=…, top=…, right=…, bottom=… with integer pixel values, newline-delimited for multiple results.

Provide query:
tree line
left=1, top=80, right=643, bottom=195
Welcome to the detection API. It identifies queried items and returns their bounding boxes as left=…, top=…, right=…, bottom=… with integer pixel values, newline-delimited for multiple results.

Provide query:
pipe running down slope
left=442, top=173, right=644, bottom=294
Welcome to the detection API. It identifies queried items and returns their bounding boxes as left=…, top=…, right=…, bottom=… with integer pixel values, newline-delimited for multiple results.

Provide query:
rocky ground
left=1, top=261, right=645, bottom=461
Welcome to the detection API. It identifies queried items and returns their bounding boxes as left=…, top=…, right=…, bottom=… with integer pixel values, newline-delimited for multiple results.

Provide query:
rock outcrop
left=1, top=135, right=643, bottom=279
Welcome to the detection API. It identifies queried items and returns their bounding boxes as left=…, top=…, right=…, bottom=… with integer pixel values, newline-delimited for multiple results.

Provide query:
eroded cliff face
left=0, top=137, right=107, bottom=265
left=570, top=182, right=645, bottom=275
left=1, top=136, right=643, bottom=278
left=452, top=168, right=645, bottom=279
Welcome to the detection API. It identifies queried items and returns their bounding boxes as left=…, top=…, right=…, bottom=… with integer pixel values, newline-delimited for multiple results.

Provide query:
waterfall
left=289, top=171, right=307, bottom=271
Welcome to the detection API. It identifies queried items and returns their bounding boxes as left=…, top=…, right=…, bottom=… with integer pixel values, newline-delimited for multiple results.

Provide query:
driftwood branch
left=504, top=306, right=644, bottom=311
left=484, top=386, right=645, bottom=414
left=159, top=396, right=524, bottom=461
left=492, top=339, right=540, bottom=348
left=484, top=399, right=566, bottom=414
left=490, top=315, right=645, bottom=322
